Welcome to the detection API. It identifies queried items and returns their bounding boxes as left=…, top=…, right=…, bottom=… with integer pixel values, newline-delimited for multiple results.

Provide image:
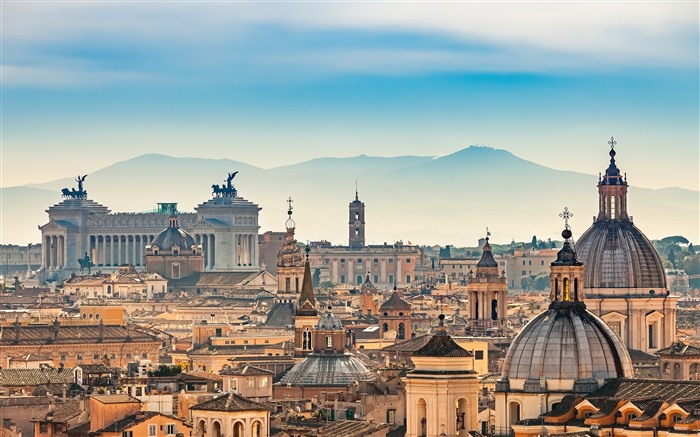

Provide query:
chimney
left=98, top=319, right=105, bottom=342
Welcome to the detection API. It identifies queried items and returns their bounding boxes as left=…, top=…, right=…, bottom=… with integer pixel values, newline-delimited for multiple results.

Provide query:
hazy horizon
left=2, top=2, right=698, bottom=192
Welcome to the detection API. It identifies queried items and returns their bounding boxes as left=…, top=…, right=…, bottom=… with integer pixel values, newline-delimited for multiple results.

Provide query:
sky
left=1, top=2, right=699, bottom=191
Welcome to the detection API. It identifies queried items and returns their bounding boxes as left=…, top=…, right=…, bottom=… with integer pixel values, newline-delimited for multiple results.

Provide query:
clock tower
left=348, top=189, right=365, bottom=249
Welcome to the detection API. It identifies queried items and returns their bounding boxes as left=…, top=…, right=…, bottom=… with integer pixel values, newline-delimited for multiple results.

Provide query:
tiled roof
left=629, top=398, right=665, bottom=421
left=590, top=379, right=700, bottom=404
left=181, top=371, right=223, bottom=382
left=91, top=394, right=140, bottom=404
left=657, top=342, right=700, bottom=356
left=191, top=392, right=269, bottom=412
left=96, top=412, right=183, bottom=433
left=0, top=324, right=160, bottom=345
left=169, top=271, right=258, bottom=287
left=264, top=302, right=295, bottom=327
left=379, top=291, right=411, bottom=311
left=313, top=419, right=387, bottom=436
left=220, top=365, right=274, bottom=376
left=34, top=399, right=83, bottom=423
left=413, top=330, right=472, bottom=358
left=0, top=368, right=74, bottom=386
left=75, top=364, right=115, bottom=374
left=380, top=334, right=431, bottom=353
left=544, top=395, right=581, bottom=417
left=64, top=273, right=162, bottom=286
left=8, top=353, right=52, bottom=362
left=627, top=349, right=658, bottom=364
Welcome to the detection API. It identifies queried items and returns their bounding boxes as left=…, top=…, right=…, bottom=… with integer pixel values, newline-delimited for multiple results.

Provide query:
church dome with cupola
left=575, top=143, right=666, bottom=289
left=151, top=215, right=197, bottom=252
left=499, top=218, right=634, bottom=392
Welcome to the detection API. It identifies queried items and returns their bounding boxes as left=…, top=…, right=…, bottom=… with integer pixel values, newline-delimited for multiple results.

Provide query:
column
left=209, top=234, right=215, bottom=269
left=203, top=235, right=209, bottom=269
left=131, top=235, right=136, bottom=266
left=60, top=236, right=66, bottom=269
left=397, top=257, right=402, bottom=285
left=48, top=236, right=55, bottom=270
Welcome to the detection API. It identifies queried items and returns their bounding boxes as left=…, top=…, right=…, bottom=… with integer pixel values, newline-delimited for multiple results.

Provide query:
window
left=374, top=275, right=379, bottom=283
left=521, top=270, right=527, bottom=276
left=406, top=275, right=411, bottom=283
left=357, top=275, right=363, bottom=284
left=136, top=387, right=143, bottom=396
left=326, top=336, right=332, bottom=348
left=172, top=264, right=180, bottom=279
left=122, top=432, right=133, bottom=437
left=522, top=260, right=526, bottom=265
left=374, top=258, right=379, bottom=263
left=340, top=258, right=345, bottom=263
left=340, top=275, right=346, bottom=284
left=247, top=378, right=255, bottom=388
left=260, top=377, right=268, bottom=388
left=126, top=353, right=132, bottom=359
left=406, top=258, right=411, bottom=263
left=149, top=424, right=157, bottom=436
left=77, top=354, right=83, bottom=361
left=672, top=414, right=683, bottom=423
left=388, top=275, right=394, bottom=284
left=528, top=260, right=532, bottom=265
left=387, top=409, right=396, bottom=425
left=142, top=353, right=148, bottom=359
left=475, top=350, right=484, bottom=360
left=93, top=353, right=100, bottom=359
left=541, top=260, right=544, bottom=265
left=389, top=259, right=394, bottom=263
left=60, top=355, right=66, bottom=361
left=358, top=258, right=362, bottom=263
left=166, top=424, right=177, bottom=435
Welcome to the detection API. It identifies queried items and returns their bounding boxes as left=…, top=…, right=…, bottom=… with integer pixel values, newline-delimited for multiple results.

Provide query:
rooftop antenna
left=355, top=180, right=358, bottom=201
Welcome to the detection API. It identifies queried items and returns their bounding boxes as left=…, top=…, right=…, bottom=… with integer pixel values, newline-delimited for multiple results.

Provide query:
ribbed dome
left=152, top=216, right=196, bottom=251
left=278, top=354, right=374, bottom=386
left=317, top=311, right=344, bottom=330
left=502, top=302, right=633, bottom=386
left=575, top=220, right=666, bottom=289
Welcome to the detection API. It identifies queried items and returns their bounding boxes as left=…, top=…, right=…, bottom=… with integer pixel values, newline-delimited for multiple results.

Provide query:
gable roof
left=191, top=392, right=269, bottom=412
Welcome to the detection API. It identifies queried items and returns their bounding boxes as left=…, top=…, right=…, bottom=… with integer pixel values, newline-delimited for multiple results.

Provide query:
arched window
left=233, top=421, right=244, bottom=437
left=357, top=275, right=363, bottom=284
left=302, top=328, right=312, bottom=350
left=509, top=402, right=521, bottom=425
left=197, top=420, right=207, bottom=437
left=563, top=278, right=570, bottom=301
left=398, top=323, right=405, bottom=340
left=252, top=421, right=263, bottom=437
left=211, top=421, right=222, bottom=437
left=417, top=398, right=427, bottom=437
left=382, top=323, right=389, bottom=333
left=456, top=398, right=468, bottom=430
left=573, top=278, right=579, bottom=301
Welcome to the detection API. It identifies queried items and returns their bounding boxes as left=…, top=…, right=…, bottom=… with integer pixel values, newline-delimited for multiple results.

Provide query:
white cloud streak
left=2, top=1, right=697, bottom=86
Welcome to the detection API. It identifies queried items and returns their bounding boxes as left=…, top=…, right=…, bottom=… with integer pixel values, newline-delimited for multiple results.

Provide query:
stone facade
left=39, top=176, right=261, bottom=281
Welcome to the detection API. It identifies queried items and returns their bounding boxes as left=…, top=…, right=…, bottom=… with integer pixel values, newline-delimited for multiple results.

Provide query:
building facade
left=38, top=173, right=260, bottom=280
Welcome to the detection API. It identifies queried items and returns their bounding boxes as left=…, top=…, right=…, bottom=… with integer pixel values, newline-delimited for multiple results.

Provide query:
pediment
left=601, top=311, right=628, bottom=321
left=39, top=220, right=67, bottom=231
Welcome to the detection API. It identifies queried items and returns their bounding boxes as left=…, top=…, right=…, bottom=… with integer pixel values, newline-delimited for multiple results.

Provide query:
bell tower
left=348, top=187, right=365, bottom=249
left=597, top=137, right=629, bottom=221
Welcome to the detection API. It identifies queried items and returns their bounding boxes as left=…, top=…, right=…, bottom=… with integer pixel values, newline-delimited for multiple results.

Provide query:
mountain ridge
left=1, top=146, right=697, bottom=245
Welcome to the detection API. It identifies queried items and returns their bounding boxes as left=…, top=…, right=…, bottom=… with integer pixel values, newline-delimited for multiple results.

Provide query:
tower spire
left=296, top=246, right=317, bottom=316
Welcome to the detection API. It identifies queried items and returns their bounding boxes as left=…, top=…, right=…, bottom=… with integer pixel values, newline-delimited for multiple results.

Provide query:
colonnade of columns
left=90, top=234, right=156, bottom=267
left=43, top=235, right=66, bottom=270
left=194, top=234, right=216, bottom=270
left=236, top=233, right=256, bottom=266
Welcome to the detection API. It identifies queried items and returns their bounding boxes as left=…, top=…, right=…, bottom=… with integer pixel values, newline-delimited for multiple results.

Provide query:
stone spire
left=296, top=247, right=317, bottom=316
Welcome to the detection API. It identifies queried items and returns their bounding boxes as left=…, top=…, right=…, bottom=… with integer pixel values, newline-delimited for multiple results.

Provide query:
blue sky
left=2, top=2, right=698, bottom=190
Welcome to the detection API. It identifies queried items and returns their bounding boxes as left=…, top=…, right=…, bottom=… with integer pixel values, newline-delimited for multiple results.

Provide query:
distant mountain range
left=2, top=146, right=698, bottom=245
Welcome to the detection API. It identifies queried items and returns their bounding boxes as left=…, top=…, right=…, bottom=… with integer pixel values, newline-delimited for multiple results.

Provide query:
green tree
left=668, top=248, right=676, bottom=268
left=689, top=243, right=696, bottom=255
left=531, top=236, right=538, bottom=248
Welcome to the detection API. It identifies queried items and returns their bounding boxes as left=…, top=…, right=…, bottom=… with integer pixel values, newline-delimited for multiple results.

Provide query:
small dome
left=380, top=290, right=411, bottom=311
left=502, top=303, right=633, bottom=386
left=576, top=220, right=666, bottom=288
left=476, top=238, right=498, bottom=268
left=151, top=216, right=196, bottom=251
left=278, top=354, right=374, bottom=387
left=316, top=311, right=343, bottom=330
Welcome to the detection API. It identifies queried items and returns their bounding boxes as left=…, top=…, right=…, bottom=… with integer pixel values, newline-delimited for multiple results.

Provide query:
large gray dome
left=152, top=216, right=196, bottom=251
left=502, top=302, right=633, bottom=385
left=576, top=220, right=666, bottom=289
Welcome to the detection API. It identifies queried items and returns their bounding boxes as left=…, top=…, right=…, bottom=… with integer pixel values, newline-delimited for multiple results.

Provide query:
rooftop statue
left=211, top=171, right=238, bottom=198
left=61, top=174, right=88, bottom=199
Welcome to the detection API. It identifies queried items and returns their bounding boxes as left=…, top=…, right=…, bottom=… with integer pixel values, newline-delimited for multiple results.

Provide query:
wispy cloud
left=2, top=2, right=697, bottom=88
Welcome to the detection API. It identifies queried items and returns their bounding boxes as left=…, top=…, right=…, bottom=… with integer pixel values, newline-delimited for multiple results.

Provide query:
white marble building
left=38, top=175, right=261, bottom=280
